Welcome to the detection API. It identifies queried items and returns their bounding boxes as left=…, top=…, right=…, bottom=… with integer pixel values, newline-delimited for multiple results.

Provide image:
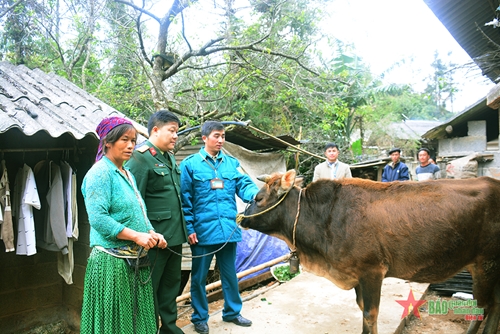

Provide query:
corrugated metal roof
left=422, top=97, right=497, bottom=139
left=0, top=61, right=146, bottom=140
left=0, top=61, right=297, bottom=152
left=224, top=126, right=300, bottom=151
left=177, top=122, right=301, bottom=151
left=424, top=0, right=500, bottom=82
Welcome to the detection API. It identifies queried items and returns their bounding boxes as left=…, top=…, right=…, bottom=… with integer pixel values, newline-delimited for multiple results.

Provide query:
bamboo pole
left=176, top=253, right=291, bottom=303
left=295, top=126, right=302, bottom=170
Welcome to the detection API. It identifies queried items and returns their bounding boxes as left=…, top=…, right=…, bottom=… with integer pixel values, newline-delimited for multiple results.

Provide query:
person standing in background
left=415, top=148, right=441, bottom=181
left=126, top=110, right=188, bottom=334
left=381, top=148, right=410, bottom=182
left=313, top=143, right=352, bottom=181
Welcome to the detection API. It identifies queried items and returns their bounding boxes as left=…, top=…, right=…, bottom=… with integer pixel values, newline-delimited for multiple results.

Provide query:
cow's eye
left=255, top=195, right=263, bottom=203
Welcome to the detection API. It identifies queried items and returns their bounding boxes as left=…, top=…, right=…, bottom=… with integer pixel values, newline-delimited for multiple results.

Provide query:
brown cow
left=239, top=170, right=500, bottom=334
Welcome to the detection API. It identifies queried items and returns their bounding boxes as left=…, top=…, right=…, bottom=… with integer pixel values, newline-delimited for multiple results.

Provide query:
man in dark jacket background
left=381, top=148, right=410, bottom=182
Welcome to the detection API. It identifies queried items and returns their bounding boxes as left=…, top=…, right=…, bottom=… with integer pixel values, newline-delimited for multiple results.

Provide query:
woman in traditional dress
left=80, top=116, right=167, bottom=334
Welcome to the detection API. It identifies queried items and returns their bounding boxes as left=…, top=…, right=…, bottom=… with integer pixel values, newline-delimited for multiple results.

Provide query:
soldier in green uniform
left=126, top=110, right=188, bottom=334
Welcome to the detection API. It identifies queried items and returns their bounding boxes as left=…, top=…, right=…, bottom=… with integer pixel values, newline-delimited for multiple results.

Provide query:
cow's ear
left=278, top=170, right=296, bottom=196
left=257, top=174, right=271, bottom=183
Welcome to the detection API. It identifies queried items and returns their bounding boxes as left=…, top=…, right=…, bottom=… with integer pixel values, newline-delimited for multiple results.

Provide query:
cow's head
left=240, top=169, right=303, bottom=235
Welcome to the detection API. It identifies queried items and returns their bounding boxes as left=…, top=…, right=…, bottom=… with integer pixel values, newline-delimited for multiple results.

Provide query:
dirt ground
left=401, top=290, right=498, bottom=334
left=20, top=321, right=75, bottom=334
left=176, top=280, right=277, bottom=329
left=178, top=283, right=498, bottom=334
left=23, top=279, right=500, bottom=334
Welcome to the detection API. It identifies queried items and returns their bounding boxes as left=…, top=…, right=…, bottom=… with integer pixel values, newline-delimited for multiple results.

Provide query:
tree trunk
left=150, top=56, right=170, bottom=110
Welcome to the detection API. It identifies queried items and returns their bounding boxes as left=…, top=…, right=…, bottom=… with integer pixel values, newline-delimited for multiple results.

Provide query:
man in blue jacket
left=180, top=121, right=258, bottom=334
left=381, top=148, right=410, bottom=182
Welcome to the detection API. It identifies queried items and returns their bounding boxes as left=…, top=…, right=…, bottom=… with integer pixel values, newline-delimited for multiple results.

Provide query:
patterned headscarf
left=95, top=116, right=133, bottom=162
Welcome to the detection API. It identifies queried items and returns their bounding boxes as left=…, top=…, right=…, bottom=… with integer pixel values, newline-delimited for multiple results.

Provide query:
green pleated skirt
left=80, top=248, right=157, bottom=334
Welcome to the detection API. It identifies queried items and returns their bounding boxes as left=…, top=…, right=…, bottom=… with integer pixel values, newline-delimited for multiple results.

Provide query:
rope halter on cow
left=236, top=178, right=304, bottom=273
left=236, top=189, right=290, bottom=224
left=291, top=188, right=303, bottom=252
left=236, top=172, right=298, bottom=225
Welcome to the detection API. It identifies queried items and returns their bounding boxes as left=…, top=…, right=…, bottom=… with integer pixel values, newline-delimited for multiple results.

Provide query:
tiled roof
left=0, top=61, right=146, bottom=139
left=0, top=62, right=297, bottom=153
left=388, top=120, right=442, bottom=141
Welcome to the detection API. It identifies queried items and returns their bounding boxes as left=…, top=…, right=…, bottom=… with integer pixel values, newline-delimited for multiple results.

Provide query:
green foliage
left=93, top=1, right=156, bottom=121
left=371, top=87, right=453, bottom=122
left=351, top=139, right=362, bottom=156
left=423, top=51, right=459, bottom=117
left=272, top=265, right=300, bottom=282
left=1, top=0, right=44, bottom=65
left=0, top=0, right=460, bottom=170
left=0, top=0, right=155, bottom=120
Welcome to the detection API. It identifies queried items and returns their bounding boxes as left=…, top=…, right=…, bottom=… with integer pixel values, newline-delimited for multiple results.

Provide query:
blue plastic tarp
left=236, top=228, right=289, bottom=281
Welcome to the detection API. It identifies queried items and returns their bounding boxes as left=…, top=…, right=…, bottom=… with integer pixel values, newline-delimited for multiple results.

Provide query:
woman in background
left=80, top=116, right=167, bottom=334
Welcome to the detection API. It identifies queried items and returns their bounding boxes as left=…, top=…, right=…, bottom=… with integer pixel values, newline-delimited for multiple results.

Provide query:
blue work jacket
left=180, top=148, right=258, bottom=246
left=381, top=161, right=410, bottom=182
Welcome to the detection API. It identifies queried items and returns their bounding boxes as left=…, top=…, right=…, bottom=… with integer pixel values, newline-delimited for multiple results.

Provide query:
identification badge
left=210, top=178, right=224, bottom=189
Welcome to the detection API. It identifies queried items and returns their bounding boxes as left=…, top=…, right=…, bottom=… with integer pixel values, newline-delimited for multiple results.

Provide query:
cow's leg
left=481, top=282, right=500, bottom=334
left=359, top=274, right=384, bottom=334
left=466, top=315, right=484, bottom=334
left=466, top=263, right=500, bottom=334
left=354, top=284, right=370, bottom=334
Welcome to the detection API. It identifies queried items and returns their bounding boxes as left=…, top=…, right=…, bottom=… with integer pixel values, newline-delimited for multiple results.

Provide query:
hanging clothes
left=15, top=164, right=41, bottom=256
left=0, top=160, right=15, bottom=252
left=58, top=161, right=79, bottom=284
left=69, top=168, right=79, bottom=239
left=60, top=161, right=78, bottom=238
left=34, top=160, right=68, bottom=255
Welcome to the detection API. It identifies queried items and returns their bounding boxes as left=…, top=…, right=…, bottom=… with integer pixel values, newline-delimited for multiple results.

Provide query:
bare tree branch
left=161, top=36, right=225, bottom=79
left=475, top=22, right=500, bottom=49
left=69, top=34, right=92, bottom=76
left=157, top=0, right=196, bottom=56
left=177, top=61, right=231, bottom=72
left=134, top=1, right=152, bottom=67
left=114, top=0, right=161, bottom=23
left=181, top=9, right=192, bottom=52
left=162, top=28, right=320, bottom=81
left=174, top=130, right=199, bottom=153
left=0, top=0, right=22, bottom=18
left=247, top=45, right=319, bottom=76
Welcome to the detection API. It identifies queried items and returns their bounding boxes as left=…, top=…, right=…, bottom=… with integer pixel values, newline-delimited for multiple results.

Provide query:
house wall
left=0, top=131, right=95, bottom=333
left=436, top=119, right=500, bottom=179
left=438, top=121, right=487, bottom=157
left=0, top=198, right=89, bottom=333
left=475, top=153, right=500, bottom=178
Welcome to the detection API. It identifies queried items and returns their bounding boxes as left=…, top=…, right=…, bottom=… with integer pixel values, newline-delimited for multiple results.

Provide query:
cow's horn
left=257, top=174, right=271, bottom=183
